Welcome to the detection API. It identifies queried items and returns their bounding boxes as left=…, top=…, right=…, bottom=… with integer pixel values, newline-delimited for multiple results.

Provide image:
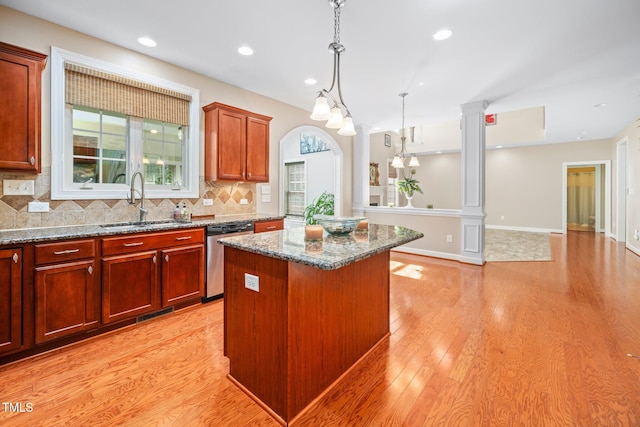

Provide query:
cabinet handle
left=153, top=255, right=157, bottom=264
left=123, top=242, right=144, bottom=247
left=30, top=156, right=35, bottom=165
left=175, top=236, right=192, bottom=241
left=12, top=253, right=18, bottom=263
left=165, top=255, right=169, bottom=262
left=53, top=248, right=80, bottom=255
left=87, top=266, right=93, bottom=275
left=266, top=226, right=276, bottom=230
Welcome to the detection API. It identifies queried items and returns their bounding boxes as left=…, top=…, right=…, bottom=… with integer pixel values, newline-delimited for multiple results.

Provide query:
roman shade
left=65, top=63, right=191, bottom=125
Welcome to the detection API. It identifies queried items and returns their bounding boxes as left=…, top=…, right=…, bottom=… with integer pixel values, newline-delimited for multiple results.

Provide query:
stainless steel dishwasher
left=204, top=221, right=254, bottom=302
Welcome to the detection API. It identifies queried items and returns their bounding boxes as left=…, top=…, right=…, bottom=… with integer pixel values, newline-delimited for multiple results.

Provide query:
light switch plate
left=3, top=179, right=35, bottom=196
left=261, top=185, right=271, bottom=195
left=261, top=194, right=271, bottom=203
left=203, top=198, right=213, bottom=206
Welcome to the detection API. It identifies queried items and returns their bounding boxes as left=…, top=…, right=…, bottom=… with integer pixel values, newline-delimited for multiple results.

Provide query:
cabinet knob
left=30, top=156, right=35, bottom=165
left=12, top=253, right=18, bottom=263
left=88, top=266, right=93, bottom=275
left=165, top=255, right=169, bottom=263
left=153, top=255, right=157, bottom=264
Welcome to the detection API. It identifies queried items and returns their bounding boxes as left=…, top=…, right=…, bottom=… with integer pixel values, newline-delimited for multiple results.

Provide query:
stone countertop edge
left=0, top=214, right=284, bottom=246
left=218, top=224, right=424, bottom=271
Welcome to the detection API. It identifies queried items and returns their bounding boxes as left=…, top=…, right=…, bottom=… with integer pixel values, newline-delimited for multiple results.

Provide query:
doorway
left=567, top=166, right=596, bottom=232
left=562, top=161, right=611, bottom=235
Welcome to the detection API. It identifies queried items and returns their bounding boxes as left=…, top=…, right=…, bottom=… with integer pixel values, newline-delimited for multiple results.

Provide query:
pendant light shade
left=408, top=155, right=420, bottom=167
left=325, top=107, right=345, bottom=129
left=310, top=94, right=331, bottom=120
left=338, top=115, right=356, bottom=136
left=310, top=0, right=356, bottom=135
left=391, top=155, right=404, bottom=169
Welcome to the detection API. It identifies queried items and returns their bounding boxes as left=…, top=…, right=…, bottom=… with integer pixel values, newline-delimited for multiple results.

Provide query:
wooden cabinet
left=203, top=102, right=272, bottom=182
left=0, top=248, right=22, bottom=354
left=254, top=218, right=284, bottom=233
left=34, top=239, right=98, bottom=344
left=0, top=42, right=47, bottom=173
left=101, top=228, right=204, bottom=324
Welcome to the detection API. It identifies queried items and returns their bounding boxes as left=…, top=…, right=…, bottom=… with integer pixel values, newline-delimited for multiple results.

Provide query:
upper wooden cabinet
left=203, top=102, right=272, bottom=182
left=0, top=42, right=47, bottom=173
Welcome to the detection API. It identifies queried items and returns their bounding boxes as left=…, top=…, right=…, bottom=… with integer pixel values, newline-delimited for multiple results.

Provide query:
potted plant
left=303, top=191, right=334, bottom=240
left=397, top=169, right=423, bottom=208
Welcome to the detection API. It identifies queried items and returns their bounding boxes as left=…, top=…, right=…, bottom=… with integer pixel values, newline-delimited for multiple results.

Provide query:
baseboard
left=627, top=243, right=640, bottom=257
left=391, top=246, right=461, bottom=262
left=486, top=224, right=563, bottom=234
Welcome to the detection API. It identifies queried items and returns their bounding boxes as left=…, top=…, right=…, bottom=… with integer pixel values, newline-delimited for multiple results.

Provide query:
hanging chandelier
left=391, top=92, right=420, bottom=169
left=310, top=0, right=356, bottom=136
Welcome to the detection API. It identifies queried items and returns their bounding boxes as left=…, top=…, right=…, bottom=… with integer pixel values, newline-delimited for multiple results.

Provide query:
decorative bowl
left=313, top=215, right=366, bottom=235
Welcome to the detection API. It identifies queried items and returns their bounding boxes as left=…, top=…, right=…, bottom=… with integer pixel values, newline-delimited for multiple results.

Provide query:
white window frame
left=284, top=161, right=306, bottom=217
left=50, top=47, right=200, bottom=200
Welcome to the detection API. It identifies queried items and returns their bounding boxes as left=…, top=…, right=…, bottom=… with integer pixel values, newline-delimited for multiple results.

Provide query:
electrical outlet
left=500, top=215, right=505, bottom=220
left=261, top=194, right=271, bottom=203
left=245, top=273, right=259, bottom=292
left=28, top=201, right=49, bottom=212
left=203, top=198, right=213, bottom=206
left=446, top=234, right=453, bottom=243
left=240, top=198, right=248, bottom=205
left=3, top=179, right=35, bottom=195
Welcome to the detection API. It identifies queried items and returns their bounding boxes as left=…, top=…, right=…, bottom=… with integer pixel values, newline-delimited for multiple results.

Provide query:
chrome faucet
left=128, top=171, right=147, bottom=222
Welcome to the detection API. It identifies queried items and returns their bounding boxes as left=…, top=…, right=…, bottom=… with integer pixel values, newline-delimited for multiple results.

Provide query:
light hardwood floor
left=1, top=231, right=639, bottom=426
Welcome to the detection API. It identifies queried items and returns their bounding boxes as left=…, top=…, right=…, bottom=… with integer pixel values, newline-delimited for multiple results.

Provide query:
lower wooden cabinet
left=101, top=250, right=160, bottom=324
left=101, top=228, right=204, bottom=324
left=161, top=245, right=204, bottom=307
left=33, top=239, right=98, bottom=344
left=0, top=248, right=22, bottom=354
left=34, top=260, right=97, bottom=344
left=254, top=218, right=284, bottom=233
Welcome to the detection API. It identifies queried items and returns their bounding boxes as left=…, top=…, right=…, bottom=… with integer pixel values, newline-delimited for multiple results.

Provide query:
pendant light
left=310, top=0, right=356, bottom=136
left=391, top=92, right=420, bottom=169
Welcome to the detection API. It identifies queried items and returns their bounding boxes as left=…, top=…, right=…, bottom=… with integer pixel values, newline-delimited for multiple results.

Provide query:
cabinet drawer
left=102, top=228, right=205, bottom=256
left=35, top=239, right=95, bottom=265
left=254, top=219, right=284, bottom=233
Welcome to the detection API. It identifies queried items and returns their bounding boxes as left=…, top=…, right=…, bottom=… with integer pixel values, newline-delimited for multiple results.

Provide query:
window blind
left=65, top=63, right=191, bottom=126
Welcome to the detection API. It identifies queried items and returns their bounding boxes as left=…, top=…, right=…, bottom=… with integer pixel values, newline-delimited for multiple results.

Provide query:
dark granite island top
left=218, top=223, right=423, bottom=270
left=220, top=223, right=422, bottom=424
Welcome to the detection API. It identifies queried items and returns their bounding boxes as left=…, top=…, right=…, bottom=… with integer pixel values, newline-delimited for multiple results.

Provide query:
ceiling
left=2, top=0, right=640, bottom=144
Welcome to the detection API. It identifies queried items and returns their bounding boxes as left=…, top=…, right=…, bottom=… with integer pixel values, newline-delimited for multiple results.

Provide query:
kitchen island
left=219, top=224, right=423, bottom=425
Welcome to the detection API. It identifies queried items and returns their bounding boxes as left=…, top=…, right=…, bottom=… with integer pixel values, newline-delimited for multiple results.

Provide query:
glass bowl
left=313, top=215, right=366, bottom=235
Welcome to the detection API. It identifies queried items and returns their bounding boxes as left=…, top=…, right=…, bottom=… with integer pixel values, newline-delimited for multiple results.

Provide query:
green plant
left=397, top=169, right=423, bottom=197
left=303, top=191, right=335, bottom=225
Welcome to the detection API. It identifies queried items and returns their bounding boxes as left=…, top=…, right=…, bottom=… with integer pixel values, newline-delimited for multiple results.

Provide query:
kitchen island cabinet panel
left=0, top=248, right=22, bottom=354
left=102, top=250, right=159, bottom=324
left=224, top=246, right=390, bottom=423
left=34, top=260, right=97, bottom=343
left=161, top=244, right=204, bottom=307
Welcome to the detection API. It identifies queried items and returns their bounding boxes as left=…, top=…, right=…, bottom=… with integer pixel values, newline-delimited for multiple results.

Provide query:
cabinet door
left=246, top=116, right=270, bottom=182
left=161, top=244, right=204, bottom=307
left=217, top=109, right=247, bottom=181
left=0, top=43, right=46, bottom=172
left=102, top=251, right=159, bottom=324
left=0, top=249, right=22, bottom=353
left=34, top=260, right=97, bottom=344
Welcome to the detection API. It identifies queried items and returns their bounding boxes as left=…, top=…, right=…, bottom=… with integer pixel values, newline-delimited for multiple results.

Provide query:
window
left=51, top=47, right=200, bottom=199
left=285, top=161, right=305, bottom=217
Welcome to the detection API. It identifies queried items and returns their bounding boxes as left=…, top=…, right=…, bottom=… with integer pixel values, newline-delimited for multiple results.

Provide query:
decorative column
left=352, top=124, right=370, bottom=216
left=460, top=100, right=489, bottom=265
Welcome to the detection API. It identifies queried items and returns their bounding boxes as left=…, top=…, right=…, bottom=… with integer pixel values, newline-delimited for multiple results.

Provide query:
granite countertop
left=0, top=213, right=284, bottom=246
left=218, top=224, right=423, bottom=270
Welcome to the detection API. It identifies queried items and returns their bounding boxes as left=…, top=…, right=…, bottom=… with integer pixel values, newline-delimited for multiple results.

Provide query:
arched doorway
left=279, top=126, right=343, bottom=228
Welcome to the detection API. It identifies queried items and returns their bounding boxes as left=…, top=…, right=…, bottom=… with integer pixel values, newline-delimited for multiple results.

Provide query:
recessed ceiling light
left=436, top=151, right=442, bottom=154
left=238, top=46, right=254, bottom=56
left=432, top=29, right=453, bottom=41
left=593, top=103, right=608, bottom=107
left=137, top=37, right=157, bottom=47
left=372, top=127, right=381, bottom=131
left=576, top=136, right=585, bottom=140
left=496, top=145, right=503, bottom=149
left=150, top=129, right=158, bottom=134
left=304, top=78, right=317, bottom=85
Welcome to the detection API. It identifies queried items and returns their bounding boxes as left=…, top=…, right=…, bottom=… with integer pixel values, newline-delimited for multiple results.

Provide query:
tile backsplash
left=0, top=168, right=256, bottom=230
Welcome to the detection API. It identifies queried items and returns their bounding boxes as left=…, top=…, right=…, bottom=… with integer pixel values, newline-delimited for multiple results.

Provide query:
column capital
left=460, top=100, right=490, bottom=115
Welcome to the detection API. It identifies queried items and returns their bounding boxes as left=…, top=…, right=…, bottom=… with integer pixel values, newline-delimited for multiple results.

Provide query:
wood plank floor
left=1, top=231, right=639, bottom=426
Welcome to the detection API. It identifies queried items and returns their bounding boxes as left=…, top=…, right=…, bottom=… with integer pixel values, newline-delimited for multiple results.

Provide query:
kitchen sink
left=101, top=219, right=178, bottom=228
